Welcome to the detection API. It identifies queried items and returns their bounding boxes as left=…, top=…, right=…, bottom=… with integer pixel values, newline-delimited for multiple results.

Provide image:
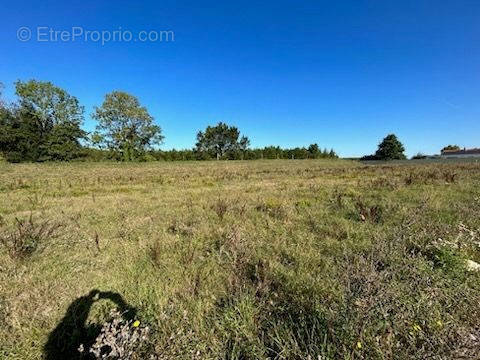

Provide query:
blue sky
left=1, top=1, right=479, bottom=157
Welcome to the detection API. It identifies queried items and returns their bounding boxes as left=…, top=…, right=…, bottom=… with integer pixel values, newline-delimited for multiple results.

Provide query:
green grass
left=1, top=160, right=480, bottom=359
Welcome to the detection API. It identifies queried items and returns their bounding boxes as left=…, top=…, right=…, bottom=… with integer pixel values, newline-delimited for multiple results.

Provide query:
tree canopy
left=1, top=79, right=342, bottom=163
left=15, top=80, right=84, bottom=132
left=92, top=91, right=163, bottom=161
left=374, top=134, right=406, bottom=160
left=195, top=122, right=250, bottom=160
left=361, top=134, right=406, bottom=161
left=0, top=80, right=86, bottom=162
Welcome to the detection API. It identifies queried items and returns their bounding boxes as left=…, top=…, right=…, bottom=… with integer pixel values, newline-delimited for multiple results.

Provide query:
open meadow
left=1, top=159, right=480, bottom=359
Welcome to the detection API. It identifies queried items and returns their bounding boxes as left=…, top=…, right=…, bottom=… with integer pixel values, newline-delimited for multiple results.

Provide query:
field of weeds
left=1, top=159, right=480, bottom=359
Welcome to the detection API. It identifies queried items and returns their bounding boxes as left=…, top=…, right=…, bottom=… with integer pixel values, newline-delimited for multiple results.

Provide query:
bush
left=212, top=199, right=229, bottom=220
left=0, top=214, right=61, bottom=260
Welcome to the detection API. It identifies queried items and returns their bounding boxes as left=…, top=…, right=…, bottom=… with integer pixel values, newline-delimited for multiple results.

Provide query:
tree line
left=0, top=80, right=338, bottom=162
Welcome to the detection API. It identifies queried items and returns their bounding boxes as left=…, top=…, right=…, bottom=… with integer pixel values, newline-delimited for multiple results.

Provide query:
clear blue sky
left=1, top=1, right=479, bottom=157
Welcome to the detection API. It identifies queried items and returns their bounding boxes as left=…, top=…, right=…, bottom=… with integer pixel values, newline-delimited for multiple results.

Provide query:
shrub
left=211, top=199, right=229, bottom=220
left=356, top=201, right=383, bottom=223
left=0, top=214, right=61, bottom=260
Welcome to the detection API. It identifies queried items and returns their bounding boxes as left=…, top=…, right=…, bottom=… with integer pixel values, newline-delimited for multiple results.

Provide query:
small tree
left=374, top=134, right=406, bottom=160
left=307, top=144, right=320, bottom=158
left=195, top=122, right=250, bottom=160
left=92, top=91, right=163, bottom=161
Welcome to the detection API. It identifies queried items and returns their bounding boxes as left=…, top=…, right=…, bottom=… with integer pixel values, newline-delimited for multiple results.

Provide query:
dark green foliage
left=0, top=106, right=85, bottom=162
left=0, top=80, right=86, bottom=162
left=375, top=134, right=406, bottom=160
left=252, top=146, right=337, bottom=160
left=152, top=148, right=198, bottom=161
left=142, top=145, right=338, bottom=162
left=195, top=122, right=250, bottom=160
left=307, top=143, right=320, bottom=158
left=362, top=134, right=406, bottom=161
left=360, top=154, right=379, bottom=161
left=259, top=146, right=283, bottom=159
left=45, top=122, right=87, bottom=161
left=411, top=153, right=427, bottom=160
left=79, top=145, right=339, bottom=162
left=0, top=106, right=45, bottom=162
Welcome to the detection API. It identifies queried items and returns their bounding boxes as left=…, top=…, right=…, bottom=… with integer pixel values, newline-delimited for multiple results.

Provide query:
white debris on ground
left=466, top=259, right=480, bottom=272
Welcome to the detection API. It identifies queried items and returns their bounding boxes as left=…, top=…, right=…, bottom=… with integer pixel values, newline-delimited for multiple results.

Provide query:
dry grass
left=0, top=214, right=61, bottom=260
left=0, top=159, right=480, bottom=359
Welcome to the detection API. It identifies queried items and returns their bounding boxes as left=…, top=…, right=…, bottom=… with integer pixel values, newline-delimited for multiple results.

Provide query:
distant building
left=441, top=148, right=480, bottom=158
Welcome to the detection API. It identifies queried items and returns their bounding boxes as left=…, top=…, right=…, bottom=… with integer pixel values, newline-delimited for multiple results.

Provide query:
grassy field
left=1, top=160, right=480, bottom=359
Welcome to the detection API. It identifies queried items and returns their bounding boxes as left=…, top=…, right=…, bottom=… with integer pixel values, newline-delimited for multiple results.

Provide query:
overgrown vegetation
left=0, top=213, right=61, bottom=260
left=1, top=160, right=479, bottom=359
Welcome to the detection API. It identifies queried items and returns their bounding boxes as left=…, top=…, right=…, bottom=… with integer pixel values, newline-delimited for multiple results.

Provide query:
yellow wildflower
left=357, top=341, right=362, bottom=349
left=412, top=324, right=422, bottom=332
left=133, top=320, right=140, bottom=327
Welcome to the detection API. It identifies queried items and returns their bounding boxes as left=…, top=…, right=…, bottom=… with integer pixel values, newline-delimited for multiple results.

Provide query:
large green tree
left=92, top=91, right=163, bottom=161
left=195, top=122, right=250, bottom=160
left=374, top=134, right=406, bottom=160
left=0, top=105, right=44, bottom=162
left=15, top=80, right=84, bottom=133
left=0, top=80, right=86, bottom=162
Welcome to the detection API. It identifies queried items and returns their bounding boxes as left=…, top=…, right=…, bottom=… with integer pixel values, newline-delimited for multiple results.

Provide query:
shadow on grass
left=43, top=289, right=136, bottom=360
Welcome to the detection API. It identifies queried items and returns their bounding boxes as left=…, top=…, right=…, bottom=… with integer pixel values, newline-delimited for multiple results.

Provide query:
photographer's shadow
left=43, top=289, right=136, bottom=360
